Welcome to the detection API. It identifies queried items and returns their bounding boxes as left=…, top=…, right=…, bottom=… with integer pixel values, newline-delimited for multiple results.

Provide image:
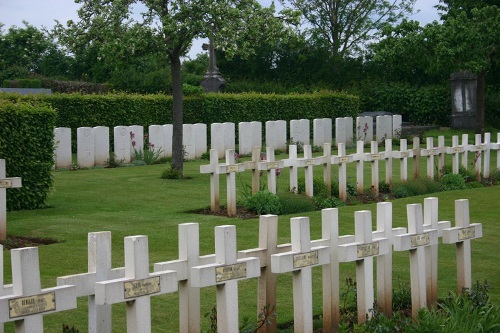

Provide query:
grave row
left=201, top=133, right=500, bottom=215
left=54, top=115, right=402, bottom=169
left=0, top=198, right=481, bottom=333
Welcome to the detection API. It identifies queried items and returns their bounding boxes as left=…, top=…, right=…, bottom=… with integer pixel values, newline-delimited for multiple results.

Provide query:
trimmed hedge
left=0, top=100, right=56, bottom=210
left=0, top=92, right=360, bottom=149
left=3, top=79, right=42, bottom=88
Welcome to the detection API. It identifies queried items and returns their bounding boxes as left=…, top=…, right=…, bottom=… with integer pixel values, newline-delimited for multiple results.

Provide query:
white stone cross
left=364, top=142, right=384, bottom=195
left=468, top=134, right=485, bottom=181
left=285, top=145, right=300, bottom=193
left=422, top=198, right=450, bottom=308
left=384, top=139, right=393, bottom=186
left=95, top=236, right=177, bottom=333
left=57, top=231, right=125, bottom=333
left=259, top=147, right=284, bottom=194
left=243, top=147, right=263, bottom=194
left=0, top=247, right=76, bottom=332
left=373, top=202, right=406, bottom=317
left=394, top=204, right=438, bottom=319
left=283, top=145, right=320, bottom=197
left=442, top=199, right=483, bottom=295
left=0, top=159, right=22, bottom=241
left=154, top=223, right=216, bottom=333
left=191, top=225, right=260, bottom=333
left=446, top=135, right=465, bottom=174
left=320, top=143, right=332, bottom=196
left=461, top=134, right=470, bottom=170
left=338, top=211, right=389, bottom=323
left=494, top=133, right=500, bottom=170
left=392, top=139, right=413, bottom=181
left=271, top=217, right=329, bottom=333
left=0, top=245, right=13, bottom=333
left=200, top=149, right=245, bottom=215
left=238, top=215, right=292, bottom=333
left=482, top=133, right=492, bottom=178
left=412, top=137, right=421, bottom=179
left=420, top=137, right=445, bottom=179
left=332, top=143, right=354, bottom=201
left=352, top=141, right=365, bottom=193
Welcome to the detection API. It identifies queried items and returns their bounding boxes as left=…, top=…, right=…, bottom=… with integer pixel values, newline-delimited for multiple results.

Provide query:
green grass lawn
left=4, top=136, right=500, bottom=332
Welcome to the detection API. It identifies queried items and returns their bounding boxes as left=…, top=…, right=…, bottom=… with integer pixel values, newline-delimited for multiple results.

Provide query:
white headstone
left=393, top=115, right=402, bottom=138
left=290, top=119, right=310, bottom=145
left=200, top=150, right=220, bottom=212
left=77, top=127, right=95, bottom=168
left=238, top=122, right=253, bottom=156
left=211, top=123, right=225, bottom=159
left=376, top=115, right=393, bottom=144
left=148, top=125, right=166, bottom=158
left=128, top=125, right=144, bottom=157
left=194, top=123, right=207, bottom=159
left=251, top=121, right=262, bottom=152
left=114, top=126, right=131, bottom=163
left=335, top=117, right=353, bottom=146
left=53, top=127, right=72, bottom=169
left=163, top=124, right=173, bottom=157
left=223, top=122, right=235, bottom=152
left=94, top=126, right=109, bottom=166
left=183, top=124, right=196, bottom=160
left=356, top=116, right=373, bottom=144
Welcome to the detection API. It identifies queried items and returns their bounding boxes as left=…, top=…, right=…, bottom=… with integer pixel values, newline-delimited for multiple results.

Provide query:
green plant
left=314, top=196, right=346, bottom=210
left=391, top=177, right=441, bottom=198
left=489, top=168, right=500, bottom=184
left=278, top=191, right=316, bottom=214
left=243, top=190, right=282, bottom=215
left=161, top=166, right=184, bottom=179
left=132, top=147, right=164, bottom=165
left=440, top=173, right=467, bottom=191
left=105, top=152, right=123, bottom=168
left=62, top=324, right=79, bottom=333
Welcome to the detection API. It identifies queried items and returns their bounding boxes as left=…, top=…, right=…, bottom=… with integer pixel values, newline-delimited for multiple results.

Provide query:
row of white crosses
left=0, top=159, right=22, bottom=241
left=0, top=198, right=482, bottom=332
left=200, top=133, right=499, bottom=215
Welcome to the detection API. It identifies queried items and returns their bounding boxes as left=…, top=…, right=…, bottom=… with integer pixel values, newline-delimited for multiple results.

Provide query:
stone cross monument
left=200, top=41, right=225, bottom=93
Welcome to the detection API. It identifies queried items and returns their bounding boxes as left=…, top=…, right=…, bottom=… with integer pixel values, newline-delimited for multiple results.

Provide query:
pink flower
left=130, top=131, right=135, bottom=139
left=132, top=141, right=136, bottom=147
left=276, top=168, right=282, bottom=176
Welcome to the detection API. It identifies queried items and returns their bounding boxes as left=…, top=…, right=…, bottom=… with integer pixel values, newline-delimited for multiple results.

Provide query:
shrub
left=278, top=192, right=316, bottom=214
left=392, top=177, right=441, bottom=198
left=161, top=167, right=183, bottom=179
left=243, top=190, right=282, bottom=215
left=0, top=100, right=56, bottom=210
left=440, top=173, right=467, bottom=191
left=314, top=196, right=346, bottom=210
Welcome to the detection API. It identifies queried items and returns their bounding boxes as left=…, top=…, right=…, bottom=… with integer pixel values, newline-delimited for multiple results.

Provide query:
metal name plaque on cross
left=458, top=227, right=476, bottom=240
left=9, top=292, right=56, bottom=319
left=371, top=154, right=381, bottom=160
left=401, top=152, right=409, bottom=158
left=339, top=157, right=350, bottom=163
left=215, top=263, right=247, bottom=282
left=226, top=165, right=239, bottom=173
left=453, top=147, right=463, bottom=153
left=124, top=276, right=161, bottom=299
left=411, top=233, right=430, bottom=247
left=267, top=162, right=279, bottom=169
left=0, top=179, right=13, bottom=188
left=293, top=250, right=319, bottom=269
left=357, top=242, right=380, bottom=258
left=305, top=159, right=315, bottom=166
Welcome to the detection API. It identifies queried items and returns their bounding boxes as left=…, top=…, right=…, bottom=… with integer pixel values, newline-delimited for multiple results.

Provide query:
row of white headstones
left=201, top=133, right=500, bottom=215
left=0, top=198, right=482, bottom=333
left=54, top=115, right=402, bottom=168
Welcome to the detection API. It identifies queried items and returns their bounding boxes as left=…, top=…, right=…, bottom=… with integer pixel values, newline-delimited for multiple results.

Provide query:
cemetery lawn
left=5, top=156, right=500, bottom=332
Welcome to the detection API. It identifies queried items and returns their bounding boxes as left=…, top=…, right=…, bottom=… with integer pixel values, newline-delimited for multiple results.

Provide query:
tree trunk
left=475, top=70, right=485, bottom=135
left=170, top=53, right=184, bottom=173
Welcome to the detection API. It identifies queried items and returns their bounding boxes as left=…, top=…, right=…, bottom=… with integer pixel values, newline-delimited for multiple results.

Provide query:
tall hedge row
left=0, top=100, right=56, bottom=210
left=0, top=92, right=360, bottom=148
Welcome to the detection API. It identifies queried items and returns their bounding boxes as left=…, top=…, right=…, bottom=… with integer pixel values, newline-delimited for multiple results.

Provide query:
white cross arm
left=258, top=160, right=284, bottom=171
left=446, top=146, right=465, bottom=154
left=238, top=242, right=294, bottom=267
left=331, top=155, right=354, bottom=164
left=293, top=157, right=321, bottom=168
left=392, top=150, right=414, bottom=159
left=200, top=164, right=244, bottom=175
left=421, top=148, right=442, bottom=156
left=0, top=285, right=76, bottom=323
left=338, top=238, right=390, bottom=262
left=442, top=223, right=482, bottom=244
left=393, top=229, right=438, bottom=251
left=0, top=177, right=22, bottom=188
left=468, top=144, right=487, bottom=152
left=363, top=152, right=385, bottom=162
left=491, top=142, right=500, bottom=150
left=190, top=257, right=260, bottom=288
left=95, top=270, right=177, bottom=305
left=270, top=245, right=329, bottom=274
left=371, top=227, right=407, bottom=239
left=57, top=267, right=125, bottom=297
left=154, top=254, right=215, bottom=280
left=424, top=221, right=451, bottom=237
